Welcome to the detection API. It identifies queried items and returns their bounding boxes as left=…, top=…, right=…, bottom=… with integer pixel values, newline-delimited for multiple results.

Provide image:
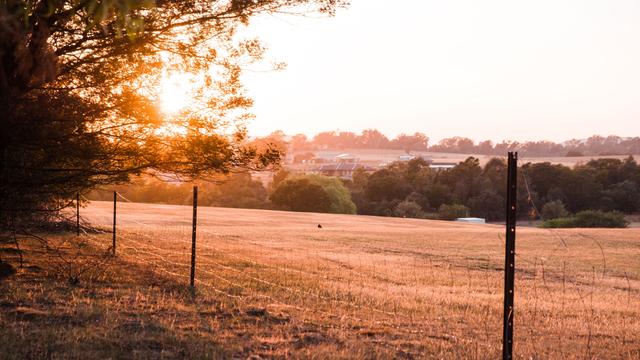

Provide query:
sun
left=159, top=71, right=194, bottom=114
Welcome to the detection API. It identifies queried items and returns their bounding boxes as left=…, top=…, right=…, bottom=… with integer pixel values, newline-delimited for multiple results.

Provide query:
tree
left=440, top=157, right=482, bottom=204
left=541, top=200, right=570, bottom=220
left=430, top=137, right=474, bottom=153
left=270, top=169, right=291, bottom=191
left=312, top=131, right=338, bottom=149
left=438, top=204, right=470, bottom=220
left=305, top=174, right=356, bottom=214
left=359, top=129, right=390, bottom=149
left=290, top=133, right=311, bottom=151
left=270, top=178, right=332, bottom=213
left=89, top=172, right=269, bottom=209
left=0, top=0, right=346, bottom=226
left=364, top=168, right=412, bottom=203
left=389, top=132, right=429, bottom=153
left=269, top=174, right=355, bottom=214
left=393, top=200, right=424, bottom=218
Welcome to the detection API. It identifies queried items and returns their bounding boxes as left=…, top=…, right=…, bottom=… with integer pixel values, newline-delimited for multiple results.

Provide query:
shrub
left=393, top=200, right=425, bottom=218
left=541, top=200, right=570, bottom=220
left=565, top=150, right=584, bottom=157
left=305, top=175, right=357, bottom=214
left=269, top=178, right=332, bottom=213
left=541, top=210, right=629, bottom=228
left=269, top=174, right=356, bottom=214
left=438, top=204, right=470, bottom=221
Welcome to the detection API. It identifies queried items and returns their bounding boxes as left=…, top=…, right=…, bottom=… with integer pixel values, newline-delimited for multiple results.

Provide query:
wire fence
left=64, top=186, right=640, bottom=358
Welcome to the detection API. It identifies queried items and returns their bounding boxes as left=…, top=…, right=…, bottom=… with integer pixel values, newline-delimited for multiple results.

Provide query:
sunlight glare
left=159, top=72, right=193, bottom=114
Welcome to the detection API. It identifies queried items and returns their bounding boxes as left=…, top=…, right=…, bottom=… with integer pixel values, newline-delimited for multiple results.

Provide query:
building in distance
left=314, top=154, right=376, bottom=180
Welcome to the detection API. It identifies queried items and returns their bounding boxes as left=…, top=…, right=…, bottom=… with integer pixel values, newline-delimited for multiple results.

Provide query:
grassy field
left=1, top=201, right=639, bottom=359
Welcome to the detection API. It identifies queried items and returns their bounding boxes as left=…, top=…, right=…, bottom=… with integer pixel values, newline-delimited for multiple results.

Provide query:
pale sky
left=241, top=0, right=640, bottom=143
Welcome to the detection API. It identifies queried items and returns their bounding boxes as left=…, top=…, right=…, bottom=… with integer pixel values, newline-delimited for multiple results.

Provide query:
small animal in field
left=317, top=224, right=322, bottom=229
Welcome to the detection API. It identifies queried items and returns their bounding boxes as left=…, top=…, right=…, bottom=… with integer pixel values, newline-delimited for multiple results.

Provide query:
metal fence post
left=112, top=191, right=117, bottom=256
left=503, top=152, right=518, bottom=360
left=190, top=186, right=198, bottom=289
left=76, top=193, right=80, bottom=236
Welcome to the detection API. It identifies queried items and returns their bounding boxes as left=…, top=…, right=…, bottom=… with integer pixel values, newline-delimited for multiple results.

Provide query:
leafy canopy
left=0, top=0, right=346, bottom=223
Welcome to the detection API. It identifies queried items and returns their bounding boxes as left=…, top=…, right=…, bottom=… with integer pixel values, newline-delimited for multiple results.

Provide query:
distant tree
left=270, top=174, right=355, bottom=214
left=290, top=134, right=312, bottom=151
left=312, top=131, right=338, bottom=149
left=359, top=129, right=390, bottom=149
left=203, top=173, right=269, bottom=209
left=424, top=183, right=451, bottom=209
left=270, top=178, right=332, bottom=213
left=404, top=192, right=430, bottom=211
left=89, top=173, right=269, bottom=209
left=394, top=201, right=425, bottom=218
left=440, top=157, right=482, bottom=204
left=430, top=137, right=474, bottom=153
left=364, top=168, right=412, bottom=202
left=477, top=140, right=495, bottom=154
left=620, top=156, right=640, bottom=185
left=336, top=131, right=358, bottom=149
left=468, top=178, right=504, bottom=220
left=438, top=204, right=470, bottom=220
left=523, top=162, right=573, bottom=203
left=390, top=132, right=429, bottom=153
left=351, top=167, right=370, bottom=191
left=542, top=210, right=628, bottom=228
left=541, top=200, right=570, bottom=220
left=493, top=141, right=520, bottom=155
left=406, top=157, right=431, bottom=184
left=565, top=150, right=584, bottom=157
left=483, top=157, right=507, bottom=181
left=305, top=174, right=356, bottom=214
left=602, top=180, right=640, bottom=213
left=270, top=169, right=291, bottom=191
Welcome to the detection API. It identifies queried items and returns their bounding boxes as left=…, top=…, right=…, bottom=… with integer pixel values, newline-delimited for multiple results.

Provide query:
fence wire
left=69, top=190, right=640, bottom=358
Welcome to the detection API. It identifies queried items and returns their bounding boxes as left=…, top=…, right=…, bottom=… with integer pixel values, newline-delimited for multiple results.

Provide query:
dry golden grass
left=1, top=201, right=639, bottom=359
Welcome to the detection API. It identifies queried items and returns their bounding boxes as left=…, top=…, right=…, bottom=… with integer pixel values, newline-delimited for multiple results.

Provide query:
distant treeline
left=89, top=156, right=640, bottom=223
left=264, top=130, right=640, bottom=157
left=344, top=156, right=640, bottom=221
left=87, top=173, right=270, bottom=209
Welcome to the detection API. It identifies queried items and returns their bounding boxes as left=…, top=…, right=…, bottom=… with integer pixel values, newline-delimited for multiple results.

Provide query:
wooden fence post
left=502, top=152, right=518, bottom=360
left=190, top=186, right=198, bottom=289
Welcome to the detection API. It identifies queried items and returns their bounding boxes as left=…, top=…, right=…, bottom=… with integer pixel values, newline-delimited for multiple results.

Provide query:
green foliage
left=305, top=175, right=357, bottom=214
left=541, top=210, right=629, bottom=228
left=566, top=150, right=584, bottom=157
left=88, top=173, right=269, bottom=209
left=541, top=200, right=570, bottom=220
left=269, top=178, right=332, bottom=213
left=270, top=175, right=356, bottom=214
left=393, top=201, right=425, bottom=219
left=0, top=0, right=346, bottom=225
left=364, top=168, right=412, bottom=202
left=438, top=204, right=470, bottom=221
left=270, top=169, right=291, bottom=191
left=350, top=153, right=640, bottom=222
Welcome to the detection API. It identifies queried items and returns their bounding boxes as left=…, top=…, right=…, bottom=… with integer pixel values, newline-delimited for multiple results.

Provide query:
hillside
left=1, top=202, right=639, bottom=358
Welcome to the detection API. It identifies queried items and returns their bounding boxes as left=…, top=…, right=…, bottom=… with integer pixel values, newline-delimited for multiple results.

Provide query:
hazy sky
left=241, top=0, right=640, bottom=142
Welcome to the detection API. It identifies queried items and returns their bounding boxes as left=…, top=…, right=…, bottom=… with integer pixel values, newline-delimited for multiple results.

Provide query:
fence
left=69, top=155, right=638, bottom=359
